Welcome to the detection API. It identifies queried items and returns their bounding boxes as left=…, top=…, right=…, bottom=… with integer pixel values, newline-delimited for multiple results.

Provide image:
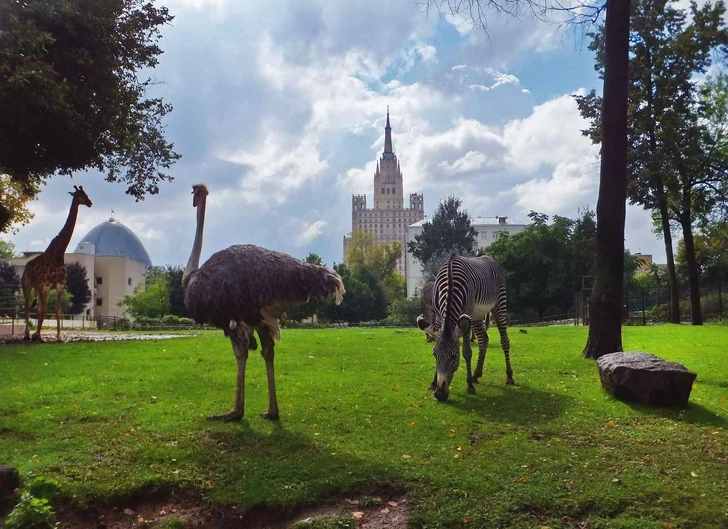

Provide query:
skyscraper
left=344, top=108, right=425, bottom=276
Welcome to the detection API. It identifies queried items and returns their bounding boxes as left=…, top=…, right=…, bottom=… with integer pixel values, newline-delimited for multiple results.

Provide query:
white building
left=404, top=216, right=527, bottom=297
left=8, top=217, right=152, bottom=319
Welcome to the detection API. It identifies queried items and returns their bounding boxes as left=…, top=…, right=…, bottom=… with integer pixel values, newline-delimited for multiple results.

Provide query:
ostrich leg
left=209, top=322, right=250, bottom=422
left=257, top=326, right=280, bottom=420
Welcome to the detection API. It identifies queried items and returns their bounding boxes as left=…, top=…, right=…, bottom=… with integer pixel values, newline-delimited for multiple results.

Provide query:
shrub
left=161, top=314, right=181, bottom=325
left=4, top=492, right=55, bottom=529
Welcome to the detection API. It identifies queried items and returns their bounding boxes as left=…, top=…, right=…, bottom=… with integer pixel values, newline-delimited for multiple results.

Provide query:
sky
left=7, top=0, right=670, bottom=268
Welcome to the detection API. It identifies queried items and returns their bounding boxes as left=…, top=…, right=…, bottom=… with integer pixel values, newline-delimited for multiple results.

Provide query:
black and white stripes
left=422, top=254, right=514, bottom=401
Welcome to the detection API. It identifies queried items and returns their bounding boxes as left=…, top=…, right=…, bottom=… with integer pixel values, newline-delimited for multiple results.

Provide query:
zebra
left=416, top=253, right=514, bottom=401
left=419, top=278, right=481, bottom=344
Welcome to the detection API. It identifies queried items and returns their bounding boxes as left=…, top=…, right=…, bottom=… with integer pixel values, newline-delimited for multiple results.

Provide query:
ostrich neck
left=185, top=197, right=206, bottom=281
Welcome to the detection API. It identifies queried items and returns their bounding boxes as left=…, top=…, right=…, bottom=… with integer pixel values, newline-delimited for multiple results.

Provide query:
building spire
left=384, top=106, right=393, bottom=154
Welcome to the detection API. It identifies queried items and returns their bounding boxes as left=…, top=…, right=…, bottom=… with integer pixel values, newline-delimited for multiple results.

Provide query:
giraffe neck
left=45, top=199, right=80, bottom=261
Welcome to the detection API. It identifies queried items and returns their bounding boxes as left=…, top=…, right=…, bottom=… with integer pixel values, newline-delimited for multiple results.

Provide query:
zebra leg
left=471, top=318, right=489, bottom=382
left=429, top=371, right=437, bottom=391
left=493, top=309, right=514, bottom=385
left=462, top=333, right=476, bottom=394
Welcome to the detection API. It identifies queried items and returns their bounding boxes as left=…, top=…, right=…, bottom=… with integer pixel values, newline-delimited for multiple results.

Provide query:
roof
left=408, top=216, right=526, bottom=228
left=74, top=218, right=153, bottom=267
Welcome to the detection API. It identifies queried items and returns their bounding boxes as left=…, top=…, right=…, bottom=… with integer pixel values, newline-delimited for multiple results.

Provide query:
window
left=381, top=187, right=385, bottom=194
left=96, top=276, right=103, bottom=285
left=96, top=298, right=103, bottom=306
left=128, top=278, right=132, bottom=286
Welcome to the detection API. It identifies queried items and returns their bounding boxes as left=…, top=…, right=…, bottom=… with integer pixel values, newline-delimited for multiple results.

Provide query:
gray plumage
left=184, top=244, right=344, bottom=333
left=182, top=184, right=344, bottom=422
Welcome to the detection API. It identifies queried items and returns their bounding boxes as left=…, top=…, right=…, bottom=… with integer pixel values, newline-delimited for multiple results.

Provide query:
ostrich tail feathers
left=328, top=270, right=345, bottom=305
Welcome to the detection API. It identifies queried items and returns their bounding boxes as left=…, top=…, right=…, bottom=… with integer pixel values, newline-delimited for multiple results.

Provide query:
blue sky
left=8, top=0, right=668, bottom=269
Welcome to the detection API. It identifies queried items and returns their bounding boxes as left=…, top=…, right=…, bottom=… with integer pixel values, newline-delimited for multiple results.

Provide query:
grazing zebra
left=417, top=254, right=514, bottom=401
left=419, top=278, right=481, bottom=343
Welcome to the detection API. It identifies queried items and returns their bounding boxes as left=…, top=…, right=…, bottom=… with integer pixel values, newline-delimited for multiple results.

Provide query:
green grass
left=1, top=325, right=727, bottom=528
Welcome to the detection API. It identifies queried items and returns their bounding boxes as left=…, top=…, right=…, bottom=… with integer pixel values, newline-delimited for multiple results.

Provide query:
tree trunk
left=583, top=0, right=631, bottom=359
left=657, top=198, right=681, bottom=323
left=680, top=214, right=704, bottom=325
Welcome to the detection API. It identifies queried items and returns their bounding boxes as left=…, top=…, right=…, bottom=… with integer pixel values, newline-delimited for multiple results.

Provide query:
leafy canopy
left=0, top=0, right=180, bottom=219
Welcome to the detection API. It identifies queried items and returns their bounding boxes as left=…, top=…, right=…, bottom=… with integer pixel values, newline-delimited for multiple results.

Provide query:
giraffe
left=22, top=186, right=93, bottom=342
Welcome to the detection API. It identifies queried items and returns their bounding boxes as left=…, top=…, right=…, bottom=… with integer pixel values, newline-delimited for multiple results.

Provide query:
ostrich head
left=192, top=184, right=209, bottom=207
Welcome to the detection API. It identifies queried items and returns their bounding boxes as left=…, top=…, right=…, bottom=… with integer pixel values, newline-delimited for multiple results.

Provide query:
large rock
left=597, top=352, right=697, bottom=407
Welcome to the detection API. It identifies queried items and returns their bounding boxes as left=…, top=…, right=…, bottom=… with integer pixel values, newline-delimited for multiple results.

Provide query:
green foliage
left=407, top=196, right=477, bottom=269
left=387, top=296, right=421, bottom=325
left=65, top=263, right=91, bottom=315
left=158, top=519, right=187, bottom=529
left=0, top=327, right=727, bottom=528
left=45, top=289, right=72, bottom=314
left=676, top=222, right=728, bottom=282
left=160, top=314, right=181, bottom=325
left=487, top=210, right=597, bottom=319
left=165, top=265, right=187, bottom=317
left=119, top=268, right=169, bottom=319
left=26, top=476, right=61, bottom=503
left=4, top=492, right=55, bottom=529
left=321, top=264, right=388, bottom=323
left=0, top=0, right=180, bottom=210
left=0, top=259, right=20, bottom=314
left=0, top=239, right=15, bottom=259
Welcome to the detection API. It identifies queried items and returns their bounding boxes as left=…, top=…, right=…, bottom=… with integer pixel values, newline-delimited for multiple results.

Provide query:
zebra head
left=432, top=314, right=471, bottom=401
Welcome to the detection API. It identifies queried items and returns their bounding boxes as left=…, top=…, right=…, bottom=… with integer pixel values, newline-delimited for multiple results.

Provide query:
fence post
left=642, top=290, right=646, bottom=326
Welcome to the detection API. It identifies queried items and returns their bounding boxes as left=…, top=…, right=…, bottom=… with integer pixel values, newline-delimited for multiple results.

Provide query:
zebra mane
left=442, top=253, right=456, bottom=339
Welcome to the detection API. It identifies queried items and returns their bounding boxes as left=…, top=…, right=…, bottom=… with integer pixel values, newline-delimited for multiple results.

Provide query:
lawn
left=0, top=325, right=726, bottom=528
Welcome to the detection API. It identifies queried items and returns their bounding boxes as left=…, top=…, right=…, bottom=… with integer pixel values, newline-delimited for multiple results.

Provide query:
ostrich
left=182, top=184, right=345, bottom=422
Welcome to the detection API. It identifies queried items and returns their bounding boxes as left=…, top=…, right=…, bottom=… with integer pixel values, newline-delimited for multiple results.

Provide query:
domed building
left=71, top=218, right=153, bottom=318
left=9, top=217, right=153, bottom=320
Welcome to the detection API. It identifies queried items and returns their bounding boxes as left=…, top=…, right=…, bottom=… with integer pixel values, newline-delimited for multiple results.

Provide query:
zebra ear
left=416, top=315, right=430, bottom=331
left=458, top=314, right=472, bottom=336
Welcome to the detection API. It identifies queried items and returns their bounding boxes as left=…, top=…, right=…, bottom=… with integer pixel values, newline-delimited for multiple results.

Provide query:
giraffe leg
left=257, top=326, right=280, bottom=420
left=472, top=318, right=489, bottom=382
left=462, top=332, right=476, bottom=394
left=33, top=287, right=49, bottom=343
left=55, top=284, right=64, bottom=342
left=493, top=306, right=514, bottom=385
left=22, top=280, right=32, bottom=342
left=208, top=322, right=250, bottom=422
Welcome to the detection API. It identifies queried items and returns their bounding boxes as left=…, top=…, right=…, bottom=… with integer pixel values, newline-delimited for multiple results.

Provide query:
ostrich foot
left=506, top=377, right=515, bottom=386
left=260, top=411, right=279, bottom=420
left=207, top=410, right=244, bottom=422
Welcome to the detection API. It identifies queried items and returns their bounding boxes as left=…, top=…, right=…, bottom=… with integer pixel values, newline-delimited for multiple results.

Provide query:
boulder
left=597, top=351, right=697, bottom=407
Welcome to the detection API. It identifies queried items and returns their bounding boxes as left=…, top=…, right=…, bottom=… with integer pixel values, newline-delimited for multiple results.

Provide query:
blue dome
left=75, top=219, right=153, bottom=267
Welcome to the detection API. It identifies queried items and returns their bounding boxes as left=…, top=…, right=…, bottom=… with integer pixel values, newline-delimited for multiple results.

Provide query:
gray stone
left=0, top=465, right=20, bottom=495
left=597, top=351, right=697, bottom=407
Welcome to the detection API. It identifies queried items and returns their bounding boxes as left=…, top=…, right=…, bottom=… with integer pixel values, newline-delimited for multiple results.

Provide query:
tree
left=423, top=0, right=633, bottom=361
left=408, top=196, right=477, bottom=266
left=0, top=260, right=20, bottom=316
left=676, top=221, right=728, bottom=283
left=346, top=230, right=404, bottom=303
left=0, top=175, right=35, bottom=234
left=0, top=0, right=180, bottom=233
left=65, top=262, right=92, bottom=315
left=0, top=239, right=15, bottom=259
left=118, top=266, right=169, bottom=318
left=575, top=0, right=728, bottom=327
left=165, top=265, right=187, bottom=317
left=321, top=263, right=388, bottom=323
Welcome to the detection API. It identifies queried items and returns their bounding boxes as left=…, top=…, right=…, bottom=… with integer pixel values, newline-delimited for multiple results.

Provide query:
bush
left=387, top=297, right=421, bottom=326
left=161, top=314, right=181, bottom=325
left=5, top=492, right=55, bottom=529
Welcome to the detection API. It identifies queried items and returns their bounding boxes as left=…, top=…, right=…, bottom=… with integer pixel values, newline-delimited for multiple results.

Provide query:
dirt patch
left=0, top=331, right=192, bottom=345
left=53, top=487, right=409, bottom=529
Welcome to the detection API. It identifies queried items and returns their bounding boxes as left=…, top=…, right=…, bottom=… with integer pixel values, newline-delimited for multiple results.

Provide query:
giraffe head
left=191, top=184, right=209, bottom=207
left=68, top=185, right=93, bottom=208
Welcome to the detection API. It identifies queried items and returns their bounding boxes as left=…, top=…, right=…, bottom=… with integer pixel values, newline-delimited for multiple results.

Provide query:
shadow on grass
left=442, top=383, right=575, bottom=425
left=621, top=400, right=727, bottom=427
